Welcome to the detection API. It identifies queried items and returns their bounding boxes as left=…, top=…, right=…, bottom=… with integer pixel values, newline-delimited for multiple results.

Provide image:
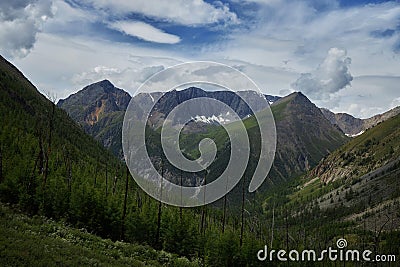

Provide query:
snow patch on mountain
left=345, top=130, right=364, bottom=138
left=149, top=93, right=154, bottom=102
left=191, top=113, right=232, bottom=124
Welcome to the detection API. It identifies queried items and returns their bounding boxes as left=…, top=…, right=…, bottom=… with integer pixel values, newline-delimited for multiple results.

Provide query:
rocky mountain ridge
left=267, top=92, right=349, bottom=181
left=321, top=106, right=400, bottom=136
left=57, top=80, right=280, bottom=156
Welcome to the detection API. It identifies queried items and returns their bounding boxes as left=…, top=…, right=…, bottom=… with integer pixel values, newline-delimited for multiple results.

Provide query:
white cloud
left=0, top=0, right=54, bottom=58
left=318, top=75, right=400, bottom=118
left=108, top=21, right=181, bottom=44
left=292, top=48, right=353, bottom=100
left=43, top=0, right=97, bottom=31
left=243, top=0, right=339, bottom=10
left=391, top=96, right=400, bottom=109
left=221, top=1, right=400, bottom=117
left=11, top=33, right=183, bottom=99
left=215, top=59, right=299, bottom=95
left=81, top=0, right=238, bottom=26
left=221, top=1, right=400, bottom=74
left=6, top=0, right=400, bottom=120
left=72, top=64, right=166, bottom=93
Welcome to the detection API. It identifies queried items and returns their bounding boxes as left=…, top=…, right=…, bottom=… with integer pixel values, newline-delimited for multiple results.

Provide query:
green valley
left=1, top=54, right=399, bottom=266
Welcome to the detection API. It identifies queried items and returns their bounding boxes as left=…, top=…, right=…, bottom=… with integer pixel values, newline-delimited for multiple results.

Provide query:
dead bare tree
left=222, top=170, right=230, bottom=234
left=200, top=171, right=208, bottom=236
left=121, top=165, right=129, bottom=240
left=94, top=157, right=98, bottom=187
left=63, top=146, right=72, bottom=193
left=105, top=161, right=108, bottom=197
left=42, top=92, right=56, bottom=189
left=112, top=164, right=119, bottom=195
left=136, top=190, right=142, bottom=210
left=38, top=133, right=44, bottom=175
left=179, top=169, right=183, bottom=221
left=240, top=175, right=246, bottom=247
left=222, top=195, right=227, bottom=233
left=155, top=158, right=163, bottom=248
left=374, top=213, right=390, bottom=266
left=28, top=125, right=46, bottom=190
left=0, top=142, right=3, bottom=183
left=30, top=149, right=40, bottom=187
left=285, top=208, right=289, bottom=253
left=271, top=202, right=275, bottom=248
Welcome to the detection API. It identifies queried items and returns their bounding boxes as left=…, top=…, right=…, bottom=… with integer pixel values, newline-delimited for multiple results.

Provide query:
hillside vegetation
left=0, top=203, right=198, bottom=267
left=0, top=55, right=283, bottom=266
left=309, top=113, right=400, bottom=183
left=259, top=114, right=400, bottom=262
left=1, top=54, right=399, bottom=266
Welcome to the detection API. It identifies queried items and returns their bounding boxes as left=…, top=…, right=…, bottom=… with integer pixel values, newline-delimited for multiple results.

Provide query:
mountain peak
left=241, top=90, right=349, bottom=181
left=57, top=80, right=131, bottom=147
left=177, top=87, right=207, bottom=99
left=321, top=105, right=400, bottom=136
left=183, top=86, right=206, bottom=93
left=271, top=91, right=311, bottom=108
left=59, top=79, right=130, bottom=107
left=97, top=79, right=114, bottom=87
left=82, top=79, right=116, bottom=94
left=290, top=91, right=308, bottom=100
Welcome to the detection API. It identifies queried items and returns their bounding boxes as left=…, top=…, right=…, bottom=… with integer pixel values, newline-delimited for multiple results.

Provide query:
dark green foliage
left=0, top=203, right=199, bottom=267
left=162, top=208, right=198, bottom=257
left=205, top=230, right=239, bottom=266
left=1, top=55, right=399, bottom=266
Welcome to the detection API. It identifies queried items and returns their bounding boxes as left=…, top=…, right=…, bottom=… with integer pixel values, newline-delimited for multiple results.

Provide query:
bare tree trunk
left=156, top=159, right=163, bottom=248
left=94, top=158, right=98, bottom=187
left=285, top=209, right=289, bottom=253
left=136, top=190, right=142, bottom=210
left=112, top=164, right=119, bottom=195
left=67, top=157, right=72, bottom=193
left=30, top=132, right=44, bottom=193
left=240, top=175, right=246, bottom=247
left=105, top=161, right=108, bottom=197
left=121, top=166, right=129, bottom=240
left=200, top=172, right=208, bottom=267
left=43, top=153, right=49, bottom=188
left=62, top=146, right=71, bottom=193
left=200, top=171, right=207, bottom=235
left=270, top=202, right=275, bottom=248
left=362, top=220, right=366, bottom=252
left=156, top=192, right=162, bottom=247
left=38, top=135, right=44, bottom=175
left=303, top=218, right=307, bottom=251
left=200, top=207, right=205, bottom=235
left=30, top=151, right=40, bottom=187
left=43, top=102, right=55, bottom=189
left=222, top=195, right=227, bottom=233
left=374, top=213, right=390, bottom=266
left=0, top=142, right=2, bottom=183
left=179, top=169, right=183, bottom=221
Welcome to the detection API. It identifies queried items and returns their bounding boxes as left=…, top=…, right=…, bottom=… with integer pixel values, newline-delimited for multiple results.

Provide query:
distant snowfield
left=345, top=130, right=364, bottom=138
left=192, top=113, right=231, bottom=124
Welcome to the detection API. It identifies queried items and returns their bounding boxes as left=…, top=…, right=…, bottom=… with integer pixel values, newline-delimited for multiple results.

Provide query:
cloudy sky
left=1, top=0, right=400, bottom=118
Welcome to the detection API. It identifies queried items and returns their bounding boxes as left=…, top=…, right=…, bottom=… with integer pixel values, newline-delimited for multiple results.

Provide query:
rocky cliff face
left=57, top=80, right=131, bottom=156
left=58, top=81, right=279, bottom=157
left=58, top=80, right=350, bottom=184
left=268, top=92, right=349, bottom=181
left=321, top=106, right=400, bottom=137
left=364, top=106, right=400, bottom=130
left=57, top=80, right=130, bottom=125
left=147, top=87, right=271, bottom=129
left=307, top=112, right=400, bottom=184
left=320, top=108, right=364, bottom=136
